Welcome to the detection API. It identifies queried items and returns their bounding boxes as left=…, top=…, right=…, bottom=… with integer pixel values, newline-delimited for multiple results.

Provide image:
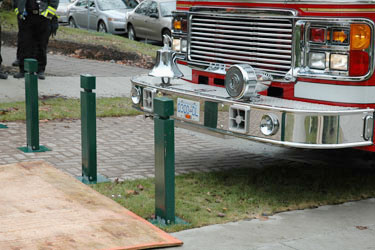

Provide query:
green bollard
left=18, top=59, right=50, bottom=153
left=77, top=74, right=108, bottom=184
left=154, top=97, right=175, bottom=224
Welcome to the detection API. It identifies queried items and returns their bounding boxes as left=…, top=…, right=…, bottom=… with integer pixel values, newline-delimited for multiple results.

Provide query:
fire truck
left=131, top=0, right=375, bottom=151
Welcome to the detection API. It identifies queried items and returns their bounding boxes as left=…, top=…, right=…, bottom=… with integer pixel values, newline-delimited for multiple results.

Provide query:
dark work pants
left=18, top=14, right=51, bottom=73
left=0, top=23, right=2, bottom=66
left=16, top=19, right=22, bottom=60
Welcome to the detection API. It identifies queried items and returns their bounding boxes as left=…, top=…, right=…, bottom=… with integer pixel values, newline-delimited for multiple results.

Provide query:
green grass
left=0, top=97, right=141, bottom=121
left=92, top=163, right=375, bottom=232
left=0, top=10, right=159, bottom=59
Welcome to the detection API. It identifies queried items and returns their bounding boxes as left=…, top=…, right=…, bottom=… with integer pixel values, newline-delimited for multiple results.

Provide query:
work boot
left=12, top=59, right=19, bottom=67
left=0, top=71, right=8, bottom=79
left=38, top=71, right=45, bottom=80
left=13, top=72, right=25, bottom=79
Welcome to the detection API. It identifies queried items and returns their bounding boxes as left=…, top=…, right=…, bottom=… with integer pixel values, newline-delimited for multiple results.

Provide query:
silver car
left=56, top=0, right=75, bottom=23
left=68, top=0, right=139, bottom=34
left=126, top=0, right=176, bottom=42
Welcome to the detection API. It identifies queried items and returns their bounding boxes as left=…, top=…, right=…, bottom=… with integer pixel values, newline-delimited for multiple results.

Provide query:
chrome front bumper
left=131, top=75, right=374, bottom=149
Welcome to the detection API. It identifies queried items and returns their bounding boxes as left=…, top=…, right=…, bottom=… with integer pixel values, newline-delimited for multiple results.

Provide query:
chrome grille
left=188, top=14, right=293, bottom=76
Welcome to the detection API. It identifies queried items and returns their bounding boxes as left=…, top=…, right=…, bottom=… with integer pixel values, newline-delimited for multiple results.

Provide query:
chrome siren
left=224, top=64, right=273, bottom=100
left=149, top=35, right=183, bottom=85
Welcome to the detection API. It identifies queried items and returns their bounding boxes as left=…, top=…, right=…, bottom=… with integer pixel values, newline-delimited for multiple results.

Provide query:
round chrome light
left=131, top=86, right=141, bottom=104
left=225, top=64, right=257, bottom=99
left=260, top=114, right=279, bottom=136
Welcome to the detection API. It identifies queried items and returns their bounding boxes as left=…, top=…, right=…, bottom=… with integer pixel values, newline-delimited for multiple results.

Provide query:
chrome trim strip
left=190, top=37, right=292, bottom=49
left=181, top=0, right=375, bottom=5
left=190, top=45, right=291, bottom=59
left=191, top=27, right=292, bottom=38
left=192, top=18, right=293, bottom=27
left=175, top=121, right=373, bottom=149
left=190, top=40, right=292, bottom=54
left=190, top=31, right=292, bottom=43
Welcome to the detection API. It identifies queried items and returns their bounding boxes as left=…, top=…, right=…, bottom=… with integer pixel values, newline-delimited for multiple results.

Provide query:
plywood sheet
left=0, top=161, right=182, bottom=250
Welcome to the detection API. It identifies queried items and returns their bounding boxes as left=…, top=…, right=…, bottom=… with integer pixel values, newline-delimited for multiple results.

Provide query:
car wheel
left=127, top=24, right=138, bottom=41
left=69, top=17, right=77, bottom=28
left=98, top=21, right=107, bottom=33
left=162, top=29, right=172, bottom=46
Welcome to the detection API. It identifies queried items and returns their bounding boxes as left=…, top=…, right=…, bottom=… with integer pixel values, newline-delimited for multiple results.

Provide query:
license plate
left=177, top=98, right=200, bottom=122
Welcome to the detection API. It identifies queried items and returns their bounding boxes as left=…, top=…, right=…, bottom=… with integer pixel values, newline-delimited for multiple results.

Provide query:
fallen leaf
left=222, top=207, right=227, bottom=212
left=217, top=213, right=225, bottom=217
left=39, top=107, right=51, bottom=111
left=40, top=119, right=49, bottom=123
left=126, top=190, right=139, bottom=195
left=137, top=184, right=144, bottom=191
left=206, top=207, right=212, bottom=213
left=258, top=215, right=269, bottom=221
left=356, top=226, right=368, bottom=230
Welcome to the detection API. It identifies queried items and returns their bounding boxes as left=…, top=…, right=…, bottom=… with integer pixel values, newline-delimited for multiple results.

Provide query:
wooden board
left=0, top=161, right=183, bottom=250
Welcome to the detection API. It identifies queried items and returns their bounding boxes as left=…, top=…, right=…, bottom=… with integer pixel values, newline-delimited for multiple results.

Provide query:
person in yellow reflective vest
left=13, top=0, right=59, bottom=80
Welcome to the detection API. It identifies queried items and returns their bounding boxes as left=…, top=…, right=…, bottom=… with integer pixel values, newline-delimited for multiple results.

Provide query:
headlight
left=330, top=54, right=348, bottom=71
left=309, top=52, right=326, bottom=69
left=131, top=86, right=141, bottom=104
left=108, top=18, right=124, bottom=22
left=172, top=38, right=187, bottom=52
left=260, top=114, right=279, bottom=136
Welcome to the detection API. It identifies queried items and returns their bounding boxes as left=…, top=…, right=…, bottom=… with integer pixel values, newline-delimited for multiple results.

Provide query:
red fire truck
left=131, top=0, right=375, bottom=151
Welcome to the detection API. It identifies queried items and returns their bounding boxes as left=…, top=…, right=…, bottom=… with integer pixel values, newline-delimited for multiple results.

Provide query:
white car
left=68, top=0, right=139, bottom=34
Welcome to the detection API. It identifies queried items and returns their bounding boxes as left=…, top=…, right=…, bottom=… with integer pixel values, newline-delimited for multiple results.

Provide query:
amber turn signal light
left=332, top=29, right=349, bottom=44
left=174, top=20, right=182, bottom=30
left=350, top=24, right=371, bottom=50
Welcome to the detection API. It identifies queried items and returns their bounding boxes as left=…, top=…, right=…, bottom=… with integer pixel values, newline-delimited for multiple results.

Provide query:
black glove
left=50, top=16, right=59, bottom=37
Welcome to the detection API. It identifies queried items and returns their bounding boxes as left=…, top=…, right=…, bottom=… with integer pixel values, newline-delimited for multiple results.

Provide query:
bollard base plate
left=0, top=124, right=8, bottom=129
left=149, top=216, right=189, bottom=227
left=76, top=174, right=110, bottom=184
left=18, top=145, right=51, bottom=153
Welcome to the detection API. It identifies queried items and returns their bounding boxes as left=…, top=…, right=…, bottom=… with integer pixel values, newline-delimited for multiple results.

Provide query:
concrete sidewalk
left=1, top=46, right=374, bottom=250
left=1, top=46, right=149, bottom=102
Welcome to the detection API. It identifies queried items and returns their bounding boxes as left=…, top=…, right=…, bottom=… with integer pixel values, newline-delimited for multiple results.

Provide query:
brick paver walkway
left=0, top=116, right=281, bottom=180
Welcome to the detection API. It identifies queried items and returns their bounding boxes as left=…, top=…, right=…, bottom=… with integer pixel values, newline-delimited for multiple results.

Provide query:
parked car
left=126, top=0, right=175, bottom=42
left=68, top=0, right=139, bottom=35
left=56, top=0, right=75, bottom=23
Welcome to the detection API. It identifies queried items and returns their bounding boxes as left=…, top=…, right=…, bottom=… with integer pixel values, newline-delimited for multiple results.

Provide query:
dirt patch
left=2, top=31, right=155, bottom=69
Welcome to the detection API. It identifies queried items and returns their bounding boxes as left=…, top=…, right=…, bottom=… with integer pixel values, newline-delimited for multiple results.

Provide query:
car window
left=97, top=0, right=126, bottom=11
left=75, top=0, right=87, bottom=7
left=160, top=1, right=175, bottom=17
left=123, top=0, right=138, bottom=9
left=134, top=1, right=150, bottom=15
left=147, top=1, right=158, bottom=17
